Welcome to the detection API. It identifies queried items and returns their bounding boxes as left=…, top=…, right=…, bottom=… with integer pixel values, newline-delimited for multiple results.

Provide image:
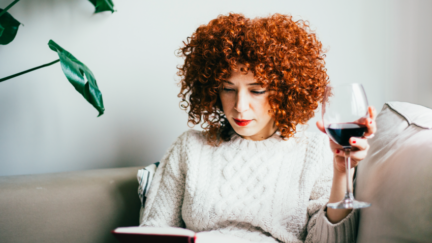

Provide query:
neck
left=240, top=126, right=278, bottom=141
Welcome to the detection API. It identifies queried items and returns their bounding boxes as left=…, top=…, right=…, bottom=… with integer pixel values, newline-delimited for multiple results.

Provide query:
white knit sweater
left=140, top=129, right=358, bottom=243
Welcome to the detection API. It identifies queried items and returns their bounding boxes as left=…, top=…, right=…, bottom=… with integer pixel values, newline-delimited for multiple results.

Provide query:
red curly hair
left=177, top=13, right=329, bottom=146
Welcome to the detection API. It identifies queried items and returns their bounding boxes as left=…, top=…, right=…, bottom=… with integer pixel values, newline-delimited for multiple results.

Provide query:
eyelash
left=223, top=88, right=266, bottom=94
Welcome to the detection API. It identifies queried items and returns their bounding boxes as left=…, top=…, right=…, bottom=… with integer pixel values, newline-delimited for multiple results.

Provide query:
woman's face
left=219, top=66, right=277, bottom=141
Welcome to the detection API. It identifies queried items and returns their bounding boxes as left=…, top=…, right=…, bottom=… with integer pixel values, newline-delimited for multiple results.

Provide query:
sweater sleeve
left=139, top=131, right=189, bottom=228
left=305, top=134, right=359, bottom=243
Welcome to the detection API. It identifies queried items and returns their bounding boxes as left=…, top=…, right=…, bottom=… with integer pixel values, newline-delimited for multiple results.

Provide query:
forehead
left=225, top=69, right=260, bottom=86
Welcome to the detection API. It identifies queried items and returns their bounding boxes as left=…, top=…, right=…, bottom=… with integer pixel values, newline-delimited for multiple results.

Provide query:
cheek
left=219, top=94, right=233, bottom=112
left=253, top=97, right=271, bottom=116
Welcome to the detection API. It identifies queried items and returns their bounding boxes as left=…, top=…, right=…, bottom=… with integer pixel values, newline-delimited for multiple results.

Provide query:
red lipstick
left=233, top=118, right=252, bottom=126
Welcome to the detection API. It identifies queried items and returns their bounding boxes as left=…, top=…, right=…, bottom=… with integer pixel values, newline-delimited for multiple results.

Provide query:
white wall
left=0, top=0, right=431, bottom=176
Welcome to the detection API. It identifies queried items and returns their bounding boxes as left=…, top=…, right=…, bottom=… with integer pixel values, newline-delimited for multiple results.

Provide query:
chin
left=231, top=126, right=257, bottom=137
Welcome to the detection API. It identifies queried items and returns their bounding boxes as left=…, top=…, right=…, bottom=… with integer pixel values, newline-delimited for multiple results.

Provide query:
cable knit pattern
left=140, top=129, right=358, bottom=243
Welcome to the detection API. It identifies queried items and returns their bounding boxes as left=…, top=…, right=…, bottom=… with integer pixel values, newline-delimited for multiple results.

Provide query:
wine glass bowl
left=326, top=123, right=367, bottom=148
left=322, top=83, right=371, bottom=209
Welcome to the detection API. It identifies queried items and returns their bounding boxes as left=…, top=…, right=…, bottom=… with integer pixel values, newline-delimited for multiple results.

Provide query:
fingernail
left=336, top=149, right=340, bottom=153
left=352, top=140, right=356, bottom=144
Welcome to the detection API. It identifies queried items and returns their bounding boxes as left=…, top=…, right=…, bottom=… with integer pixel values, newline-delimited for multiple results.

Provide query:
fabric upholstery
left=0, top=166, right=142, bottom=243
left=356, top=102, right=432, bottom=243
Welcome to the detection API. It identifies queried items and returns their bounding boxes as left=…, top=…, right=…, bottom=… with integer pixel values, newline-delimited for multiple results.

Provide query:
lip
left=233, top=118, right=252, bottom=127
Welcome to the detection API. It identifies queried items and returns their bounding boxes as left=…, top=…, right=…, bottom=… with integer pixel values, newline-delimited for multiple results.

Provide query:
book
left=112, top=226, right=196, bottom=243
left=111, top=226, right=254, bottom=243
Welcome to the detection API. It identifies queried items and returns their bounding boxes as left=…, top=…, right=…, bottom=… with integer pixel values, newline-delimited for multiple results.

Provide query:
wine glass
left=322, top=83, right=371, bottom=209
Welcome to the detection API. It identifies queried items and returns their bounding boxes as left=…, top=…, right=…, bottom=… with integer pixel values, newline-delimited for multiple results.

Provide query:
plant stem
left=0, top=59, right=60, bottom=82
left=0, top=0, right=20, bottom=18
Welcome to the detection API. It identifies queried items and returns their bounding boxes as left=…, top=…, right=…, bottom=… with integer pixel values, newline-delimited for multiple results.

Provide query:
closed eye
left=222, top=88, right=266, bottom=94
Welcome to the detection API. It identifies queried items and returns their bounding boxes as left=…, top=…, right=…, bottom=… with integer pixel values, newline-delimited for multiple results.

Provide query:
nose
left=234, top=91, right=250, bottom=113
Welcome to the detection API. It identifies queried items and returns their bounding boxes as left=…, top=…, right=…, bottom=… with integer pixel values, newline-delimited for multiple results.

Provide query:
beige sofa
left=0, top=166, right=142, bottom=243
left=0, top=102, right=431, bottom=243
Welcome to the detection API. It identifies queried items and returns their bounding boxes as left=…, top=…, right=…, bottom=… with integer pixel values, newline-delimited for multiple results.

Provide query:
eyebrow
left=223, top=80, right=261, bottom=86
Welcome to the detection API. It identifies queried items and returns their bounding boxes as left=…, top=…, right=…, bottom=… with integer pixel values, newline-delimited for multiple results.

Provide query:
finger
left=349, top=150, right=368, bottom=163
left=364, top=133, right=375, bottom=139
left=334, top=150, right=366, bottom=168
left=363, top=117, right=377, bottom=137
left=333, top=149, right=360, bottom=170
left=316, top=121, right=326, bottom=134
left=334, top=148, right=345, bottom=158
left=355, top=107, right=377, bottom=138
left=369, top=106, right=377, bottom=120
left=350, top=137, right=369, bottom=151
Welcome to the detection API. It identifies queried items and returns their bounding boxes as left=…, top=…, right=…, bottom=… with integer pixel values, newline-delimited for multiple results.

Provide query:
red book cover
left=112, top=226, right=196, bottom=243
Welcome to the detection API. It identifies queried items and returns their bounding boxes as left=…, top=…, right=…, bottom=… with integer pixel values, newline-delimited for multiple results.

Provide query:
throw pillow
left=355, top=101, right=432, bottom=243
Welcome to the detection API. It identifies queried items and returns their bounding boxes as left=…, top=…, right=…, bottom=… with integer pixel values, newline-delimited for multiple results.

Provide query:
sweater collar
left=227, top=130, right=286, bottom=150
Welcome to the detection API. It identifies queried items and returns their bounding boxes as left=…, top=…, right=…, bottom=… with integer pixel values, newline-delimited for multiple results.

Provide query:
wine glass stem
left=344, top=148, right=353, bottom=200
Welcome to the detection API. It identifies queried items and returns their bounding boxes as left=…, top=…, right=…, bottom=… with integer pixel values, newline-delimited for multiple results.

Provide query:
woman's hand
left=316, top=106, right=377, bottom=174
left=315, top=106, right=377, bottom=224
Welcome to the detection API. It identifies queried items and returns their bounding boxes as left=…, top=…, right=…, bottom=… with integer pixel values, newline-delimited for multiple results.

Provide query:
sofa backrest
left=0, top=166, right=142, bottom=243
left=355, top=102, right=432, bottom=243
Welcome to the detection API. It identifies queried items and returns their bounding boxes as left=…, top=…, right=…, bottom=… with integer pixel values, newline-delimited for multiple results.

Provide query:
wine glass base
left=327, top=199, right=371, bottom=209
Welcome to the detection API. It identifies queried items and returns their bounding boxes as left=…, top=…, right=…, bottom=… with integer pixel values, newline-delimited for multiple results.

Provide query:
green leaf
left=0, top=24, right=4, bottom=37
left=88, top=0, right=115, bottom=13
left=0, top=8, right=20, bottom=45
left=48, top=40, right=105, bottom=117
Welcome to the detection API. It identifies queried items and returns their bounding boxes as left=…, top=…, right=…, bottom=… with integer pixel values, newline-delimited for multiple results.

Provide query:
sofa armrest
left=0, top=166, right=142, bottom=243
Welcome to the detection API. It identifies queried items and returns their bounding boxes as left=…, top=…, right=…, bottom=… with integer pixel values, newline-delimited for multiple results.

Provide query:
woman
left=140, top=13, right=376, bottom=243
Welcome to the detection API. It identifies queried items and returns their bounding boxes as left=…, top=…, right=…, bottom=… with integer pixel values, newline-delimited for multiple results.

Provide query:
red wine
left=326, top=123, right=367, bottom=147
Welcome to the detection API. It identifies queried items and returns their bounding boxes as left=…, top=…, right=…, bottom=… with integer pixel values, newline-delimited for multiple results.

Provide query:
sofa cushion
left=0, top=166, right=142, bottom=243
left=355, top=102, right=432, bottom=243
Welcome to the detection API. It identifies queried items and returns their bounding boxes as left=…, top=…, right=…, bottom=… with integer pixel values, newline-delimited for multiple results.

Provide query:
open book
left=112, top=226, right=253, bottom=243
left=112, top=226, right=196, bottom=243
